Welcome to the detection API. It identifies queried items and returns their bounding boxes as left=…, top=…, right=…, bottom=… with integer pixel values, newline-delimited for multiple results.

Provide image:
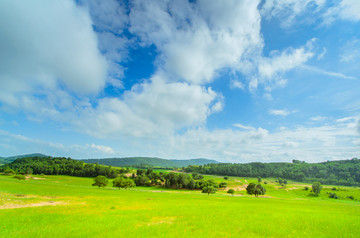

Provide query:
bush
left=14, top=174, right=26, bottom=180
left=4, top=168, right=15, bottom=175
left=202, top=186, right=217, bottom=195
left=219, top=182, right=227, bottom=188
left=347, top=196, right=354, bottom=200
left=227, top=189, right=235, bottom=196
left=264, top=181, right=267, bottom=184
left=332, top=187, right=337, bottom=191
left=329, top=193, right=338, bottom=199
left=304, top=187, right=309, bottom=191
left=224, top=176, right=229, bottom=180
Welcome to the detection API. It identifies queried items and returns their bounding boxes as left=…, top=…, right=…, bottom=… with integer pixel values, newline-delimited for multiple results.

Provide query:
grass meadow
left=1, top=174, right=360, bottom=237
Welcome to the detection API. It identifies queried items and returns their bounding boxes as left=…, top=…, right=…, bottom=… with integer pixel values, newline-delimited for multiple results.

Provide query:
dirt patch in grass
left=0, top=201, right=67, bottom=209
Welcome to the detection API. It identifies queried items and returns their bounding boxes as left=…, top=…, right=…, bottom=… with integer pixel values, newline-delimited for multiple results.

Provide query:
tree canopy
left=92, top=175, right=108, bottom=188
left=185, top=158, right=360, bottom=187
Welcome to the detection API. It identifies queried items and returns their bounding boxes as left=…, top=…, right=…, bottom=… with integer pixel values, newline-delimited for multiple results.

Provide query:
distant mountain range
left=0, top=153, right=218, bottom=168
left=80, top=157, right=219, bottom=168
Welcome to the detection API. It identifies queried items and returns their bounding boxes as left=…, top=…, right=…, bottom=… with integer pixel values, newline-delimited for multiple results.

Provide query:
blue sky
left=0, top=0, right=359, bottom=162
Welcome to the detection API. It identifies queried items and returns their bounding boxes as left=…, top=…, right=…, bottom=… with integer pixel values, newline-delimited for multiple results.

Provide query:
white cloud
left=340, top=38, right=360, bottom=63
left=157, top=118, right=358, bottom=162
left=76, top=75, right=221, bottom=138
left=336, top=117, right=356, bottom=123
left=230, top=79, right=245, bottom=90
left=322, top=0, right=360, bottom=25
left=338, top=0, right=360, bottom=21
left=233, top=124, right=256, bottom=131
left=0, top=0, right=107, bottom=96
left=0, top=130, right=116, bottom=158
left=129, top=0, right=263, bottom=85
left=253, top=38, right=316, bottom=91
left=78, top=0, right=130, bottom=88
left=269, top=109, right=293, bottom=116
left=90, top=144, right=114, bottom=154
left=260, top=0, right=326, bottom=27
left=301, top=65, right=356, bottom=80
left=311, top=116, right=327, bottom=121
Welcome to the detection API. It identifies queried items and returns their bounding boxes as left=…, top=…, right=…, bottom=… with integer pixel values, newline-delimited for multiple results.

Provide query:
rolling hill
left=80, top=157, right=219, bottom=168
left=0, top=153, right=48, bottom=164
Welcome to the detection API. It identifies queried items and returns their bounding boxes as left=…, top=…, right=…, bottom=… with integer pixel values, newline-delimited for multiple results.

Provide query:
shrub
left=219, top=182, right=227, bottom=188
left=329, top=193, right=338, bottom=199
left=347, top=196, right=354, bottom=200
left=332, top=187, right=337, bottom=191
left=304, top=187, right=309, bottom=191
left=14, top=174, right=26, bottom=180
left=227, top=189, right=235, bottom=196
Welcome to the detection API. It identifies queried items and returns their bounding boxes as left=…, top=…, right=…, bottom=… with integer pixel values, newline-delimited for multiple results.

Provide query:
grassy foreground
left=1, top=175, right=360, bottom=237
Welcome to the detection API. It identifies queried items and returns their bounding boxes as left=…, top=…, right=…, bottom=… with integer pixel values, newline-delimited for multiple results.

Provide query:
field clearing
left=1, top=175, right=360, bottom=237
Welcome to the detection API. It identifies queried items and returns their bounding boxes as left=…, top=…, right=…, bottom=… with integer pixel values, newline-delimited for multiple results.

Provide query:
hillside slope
left=81, top=157, right=218, bottom=168
left=0, top=153, right=48, bottom=164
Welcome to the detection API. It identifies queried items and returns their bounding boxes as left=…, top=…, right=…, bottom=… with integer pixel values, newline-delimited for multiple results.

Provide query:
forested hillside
left=81, top=157, right=218, bottom=168
left=185, top=158, right=360, bottom=186
left=0, top=153, right=48, bottom=164
left=1, top=156, right=127, bottom=178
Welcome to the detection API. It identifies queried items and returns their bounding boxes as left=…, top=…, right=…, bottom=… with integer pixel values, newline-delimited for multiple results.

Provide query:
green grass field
left=1, top=174, right=360, bottom=237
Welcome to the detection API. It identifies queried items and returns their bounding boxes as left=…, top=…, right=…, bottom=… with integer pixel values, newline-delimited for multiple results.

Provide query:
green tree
left=113, top=177, right=135, bottom=189
left=312, top=182, right=322, bottom=196
left=227, top=189, right=235, bottom=196
left=246, top=183, right=256, bottom=195
left=202, top=186, right=217, bottom=195
left=254, top=184, right=266, bottom=197
left=246, top=183, right=266, bottom=197
left=92, top=175, right=108, bottom=188
left=258, top=177, right=262, bottom=183
left=219, top=182, right=227, bottom=188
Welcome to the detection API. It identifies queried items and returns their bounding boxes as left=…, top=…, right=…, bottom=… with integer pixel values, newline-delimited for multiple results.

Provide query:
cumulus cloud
left=0, top=0, right=107, bottom=96
left=230, top=80, right=245, bottom=90
left=78, top=0, right=130, bottom=88
left=90, top=144, right=114, bottom=154
left=149, top=118, right=358, bottom=162
left=77, top=75, right=221, bottom=138
left=129, top=0, right=262, bottom=85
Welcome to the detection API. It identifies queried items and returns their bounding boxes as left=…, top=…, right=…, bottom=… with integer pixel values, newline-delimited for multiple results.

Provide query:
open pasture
left=1, top=174, right=359, bottom=237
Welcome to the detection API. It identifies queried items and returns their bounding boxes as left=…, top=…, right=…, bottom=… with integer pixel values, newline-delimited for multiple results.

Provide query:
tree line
left=0, top=156, right=129, bottom=178
left=184, top=158, right=360, bottom=186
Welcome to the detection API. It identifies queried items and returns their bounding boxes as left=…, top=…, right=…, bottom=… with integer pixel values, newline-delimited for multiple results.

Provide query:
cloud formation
left=130, top=0, right=262, bottom=85
left=0, top=0, right=107, bottom=97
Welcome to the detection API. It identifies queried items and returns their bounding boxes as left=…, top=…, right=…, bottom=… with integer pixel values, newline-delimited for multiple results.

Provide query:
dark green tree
left=312, top=182, right=322, bottom=196
left=92, top=175, right=108, bottom=188
left=202, top=186, right=217, bottom=195
left=246, top=183, right=256, bottom=195
left=254, top=184, right=266, bottom=197
left=219, top=182, right=227, bottom=188
left=113, top=177, right=135, bottom=189
left=227, top=188, right=235, bottom=196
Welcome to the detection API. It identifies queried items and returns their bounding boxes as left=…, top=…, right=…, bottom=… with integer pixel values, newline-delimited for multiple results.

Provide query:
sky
left=0, top=0, right=359, bottom=163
